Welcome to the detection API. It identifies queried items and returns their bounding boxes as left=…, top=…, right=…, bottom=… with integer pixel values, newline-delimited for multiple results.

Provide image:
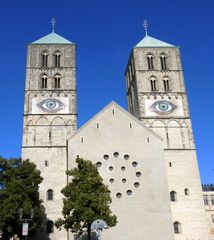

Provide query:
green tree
left=0, top=157, right=45, bottom=239
left=55, top=157, right=117, bottom=240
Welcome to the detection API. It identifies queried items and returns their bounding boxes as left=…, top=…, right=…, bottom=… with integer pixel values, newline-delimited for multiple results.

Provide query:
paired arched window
left=41, top=74, right=48, bottom=88
left=54, top=51, right=61, bottom=67
left=170, top=191, right=177, bottom=202
left=41, top=51, right=48, bottom=67
left=160, top=54, right=167, bottom=70
left=150, top=76, right=157, bottom=91
left=54, top=74, right=61, bottom=88
left=173, top=221, right=181, bottom=234
left=184, top=188, right=189, bottom=196
left=147, top=54, right=154, bottom=70
left=47, top=189, right=53, bottom=200
left=163, top=76, right=170, bottom=91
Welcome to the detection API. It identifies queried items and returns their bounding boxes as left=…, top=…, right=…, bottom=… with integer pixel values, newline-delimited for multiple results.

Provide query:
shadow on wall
left=31, top=213, right=51, bottom=240
left=74, top=232, right=98, bottom=240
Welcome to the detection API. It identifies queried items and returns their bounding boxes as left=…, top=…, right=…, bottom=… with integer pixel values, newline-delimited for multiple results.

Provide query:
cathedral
left=21, top=25, right=210, bottom=240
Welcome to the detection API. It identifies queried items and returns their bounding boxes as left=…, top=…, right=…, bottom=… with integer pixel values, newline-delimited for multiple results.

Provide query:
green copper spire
left=32, top=32, right=73, bottom=44
left=135, top=35, right=174, bottom=48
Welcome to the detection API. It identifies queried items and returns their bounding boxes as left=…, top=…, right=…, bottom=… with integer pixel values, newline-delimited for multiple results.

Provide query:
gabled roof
left=68, top=101, right=163, bottom=141
left=135, top=35, right=174, bottom=48
left=32, top=32, right=73, bottom=44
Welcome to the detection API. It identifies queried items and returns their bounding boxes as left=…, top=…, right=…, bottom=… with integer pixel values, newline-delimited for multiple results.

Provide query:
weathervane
left=51, top=18, right=56, bottom=33
left=143, top=20, right=148, bottom=36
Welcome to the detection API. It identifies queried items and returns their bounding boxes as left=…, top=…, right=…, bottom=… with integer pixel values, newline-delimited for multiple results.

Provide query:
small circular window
left=126, top=190, right=133, bottom=196
left=124, top=154, right=130, bottom=160
left=109, top=178, right=114, bottom=183
left=121, top=166, right=126, bottom=171
left=136, top=171, right=142, bottom=177
left=113, top=152, right=119, bottom=158
left=109, top=166, right=114, bottom=171
left=103, top=154, right=109, bottom=160
left=132, top=161, right=138, bottom=167
left=96, top=162, right=102, bottom=168
left=116, top=192, right=122, bottom=198
left=134, top=182, right=140, bottom=188
left=122, top=178, right=127, bottom=183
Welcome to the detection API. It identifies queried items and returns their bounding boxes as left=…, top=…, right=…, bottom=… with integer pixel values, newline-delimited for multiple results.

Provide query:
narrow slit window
left=150, top=77, right=157, bottom=91
left=184, top=188, right=189, bottom=196
left=147, top=54, right=154, bottom=70
left=163, top=77, right=170, bottom=91
left=173, top=222, right=181, bottom=234
left=160, top=54, right=167, bottom=70
left=54, top=52, right=61, bottom=67
left=54, top=74, right=61, bottom=88
left=47, top=189, right=53, bottom=200
left=170, top=191, right=177, bottom=202
left=41, top=75, right=48, bottom=88
left=203, top=195, right=209, bottom=205
left=49, top=131, right=51, bottom=141
left=41, top=52, right=48, bottom=67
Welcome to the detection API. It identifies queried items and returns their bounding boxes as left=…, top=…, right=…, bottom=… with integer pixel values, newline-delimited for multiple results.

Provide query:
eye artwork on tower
left=144, top=99, right=184, bottom=117
left=37, top=99, right=64, bottom=113
left=150, top=100, right=177, bottom=115
left=32, top=97, right=69, bottom=114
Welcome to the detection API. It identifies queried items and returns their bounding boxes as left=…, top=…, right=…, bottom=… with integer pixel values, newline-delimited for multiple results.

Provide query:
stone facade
left=67, top=102, right=175, bottom=240
left=21, top=32, right=210, bottom=240
left=202, top=185, right=214, bottom=240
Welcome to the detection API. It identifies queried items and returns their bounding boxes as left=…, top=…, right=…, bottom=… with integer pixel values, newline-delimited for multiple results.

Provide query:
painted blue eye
left=38, top=99, right=64, bottom=113
left=150, top=100, right=177, bottom=115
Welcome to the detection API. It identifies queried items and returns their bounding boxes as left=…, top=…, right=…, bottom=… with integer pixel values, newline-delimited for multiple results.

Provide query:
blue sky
left=0, top=0, right=213, bottom=183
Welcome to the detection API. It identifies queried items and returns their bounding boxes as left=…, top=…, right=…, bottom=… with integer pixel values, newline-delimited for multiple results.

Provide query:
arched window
left=170, top=191, right=177, bottom=202
left=41, top=51, right=48, bottom=67
left=47, top=189, right=53, bottom=200
left=211, top=195, right=214, bottom=205
left=54, top=74, right=61, bottom=88
left=147, top=54, right=154, bottom=70
left=41, top=74, right=48, bottom=88
left=173, top=221, right=181, bottom=234
left=150, top=76, right=157, bottom=91
left=54, top=51, right=61, bottom=67
left=47, top=220, right=54, bottom=233
left=160, top=54, right=167, bottom=70
left=163, top=77, right=170, bottom=91
left=184, top=188, right=189, bottom=196
left=203, top=195, right=209, bottom=205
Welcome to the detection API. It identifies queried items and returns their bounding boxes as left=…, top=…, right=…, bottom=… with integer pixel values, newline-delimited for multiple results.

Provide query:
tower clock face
left=32, top=97, right=69, bottom=114
left=144, top=99, right=184, bottom=117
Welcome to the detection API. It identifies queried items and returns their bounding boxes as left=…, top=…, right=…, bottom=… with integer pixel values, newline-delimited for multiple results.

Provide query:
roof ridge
left=135, top=35, right=175, bottom=48
left=32, top=32, right=73, bottom=44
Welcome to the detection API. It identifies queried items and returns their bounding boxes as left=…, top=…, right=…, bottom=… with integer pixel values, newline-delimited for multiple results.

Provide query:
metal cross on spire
left=143, top=20, right=148, bottom=36
left=51, top=18, right=56, bottom=33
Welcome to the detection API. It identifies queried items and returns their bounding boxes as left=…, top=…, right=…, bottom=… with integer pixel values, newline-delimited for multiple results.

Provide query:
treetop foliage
left=55, top=157, right=117, bottom=239
left=0, top=156, right=45, bottom=239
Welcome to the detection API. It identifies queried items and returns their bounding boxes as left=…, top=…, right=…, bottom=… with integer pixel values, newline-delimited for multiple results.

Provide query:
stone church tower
left=22, top=30, right=77, bottom=239
left=125, top=33, right=209, bottom=239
